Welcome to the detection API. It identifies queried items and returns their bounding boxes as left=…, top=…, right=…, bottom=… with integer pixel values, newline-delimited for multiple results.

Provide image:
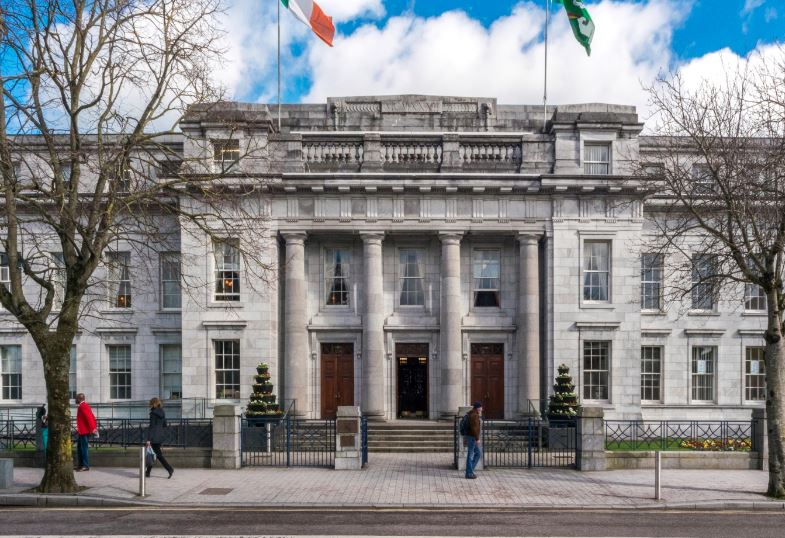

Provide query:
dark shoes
left=168, top=469, right=174, bottom=479
left=465, top=474, right=477, bottom=479
left=76, top=467, right=89, bottom=472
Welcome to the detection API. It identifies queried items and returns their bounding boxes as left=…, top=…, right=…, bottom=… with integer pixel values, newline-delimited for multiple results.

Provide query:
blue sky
left=226, top=0, right=782, bottom=114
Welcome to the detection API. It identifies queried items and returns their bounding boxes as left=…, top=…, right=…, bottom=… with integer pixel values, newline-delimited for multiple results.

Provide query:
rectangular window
left=472, top=249, right=501, bottom=307
left=215, top=340, right=240, bottom=399
left=641, top=253, right=663, bottom=310
left=691, top=254, right=715, bottom=310
left=692, top=164, right=715, bottom=195
left=116, top=162, right=132, bottom=193
left=214, top=240, right=240, bottom=302
left=744, top=284, right=767, bottom=312
left=325, top=248, right=350, bottom=306
left=745, top=347, right=766, bottom=401
left=68, top=345, right=77, bottom=401
left=399, top=249, right=425, bottom=306
left=0, top=252, right=11, bottom=286
left=213, top=139, right=240, bottom=172
left=584, top=143, right=610, bottom=175
left=640, top=346, right=662, bottom=402
left=583, top=341, right=610, bottom=400
left=691, top=346, right=716, bottom=402
left=160, top=252, right=182, bottom=310
left=108, top=345, right=132, bottom=400
left=0, top=345, right=22, bottom=400
left=161, top=344, right=182, bottom=400
left=583, top=241, right=610, bottom=302
left=50, top=252, right=66, bottom=310
left=107, top=252, right=132, bottom=308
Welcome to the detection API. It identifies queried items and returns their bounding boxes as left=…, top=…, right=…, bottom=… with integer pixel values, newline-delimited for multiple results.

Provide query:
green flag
left=553, top=0, right=595, bottom=56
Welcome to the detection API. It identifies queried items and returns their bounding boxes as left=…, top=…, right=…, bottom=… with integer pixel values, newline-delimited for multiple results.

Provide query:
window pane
left=745, top=347, right=766, bottom=401
left=584, top=144, right=610, bottom=175
left=107, top=252, right=132, bottom=308
left=214, top=241, right=240, bottom=301
left=640, top=346, right=662, bottom=402
left=691, top=346, right=715, bottom=401
left=583, top=341, right=609, bottom=400
left=160, top=252, right=182, bottom=309
left=108, top=345, right=132, bottom=400
left=325, top=249, right=350, bottom=306
left=744, top=284, right=767, bottom=312
left=1, top=345, right=22, bottom=400
left=583, top=242, right=610, bottom=302
left=473, top=250, right=500, bottom=307
left=641, top=253, right=663, bottom=310
left=691, top=254, right=715, bottom=310
left=215, top=340, right=240, bottom=399
left=161, top=344, right=182, bottom=400
left=399, top=249, right=425, bottom=306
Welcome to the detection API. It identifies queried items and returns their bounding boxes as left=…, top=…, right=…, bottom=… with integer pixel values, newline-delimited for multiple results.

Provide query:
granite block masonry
left=211, top=405, right=241, bottom=470
left=335, top=406, right=363, bottom=470
left=0, top=459, right=12, bottom=489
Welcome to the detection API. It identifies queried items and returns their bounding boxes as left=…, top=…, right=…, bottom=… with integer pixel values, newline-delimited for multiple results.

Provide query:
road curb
left=2, top=493, right=784, bottom=511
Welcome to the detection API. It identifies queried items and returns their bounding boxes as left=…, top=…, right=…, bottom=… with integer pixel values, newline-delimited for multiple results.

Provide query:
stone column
left=439, top=232, right=464, bottom=418
left=211, top=405, right=242, bottom=469
left=361, top=232, right=385, bottom=419
left=577, top=407, right=606, bottom=471
left=335, top=406, right=363, bottom=470
left=282, top=232, right=309, bottom=417
left=517, top=233, right=541, bottom=416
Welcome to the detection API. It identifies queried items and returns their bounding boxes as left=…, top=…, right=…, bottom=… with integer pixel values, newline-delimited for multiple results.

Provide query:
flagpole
left=277, top=0, right=282, bottom=132
left=543, top=0, right=549, bottom=133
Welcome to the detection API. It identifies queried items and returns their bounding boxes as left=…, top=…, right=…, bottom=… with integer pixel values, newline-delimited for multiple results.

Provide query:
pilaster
left=517, top=233, right=541, bottom=415
left=361, top=232, right=386, bottom=419
left=282, top=232, right=309, bottom=417
left=439, top=232, right=464, bottom=418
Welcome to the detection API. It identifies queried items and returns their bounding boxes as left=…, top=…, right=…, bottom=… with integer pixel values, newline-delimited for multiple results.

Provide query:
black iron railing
left=0, top=420, right=37, bottom=450
left=241, top=416, right=335, bottom=467
left=361, top=416, right=368, bottom=467
left=605, top=420, right=755, bottom=452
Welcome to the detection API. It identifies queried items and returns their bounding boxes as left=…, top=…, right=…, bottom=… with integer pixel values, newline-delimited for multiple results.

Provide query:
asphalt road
left=1, top=508, right=784, bottom=537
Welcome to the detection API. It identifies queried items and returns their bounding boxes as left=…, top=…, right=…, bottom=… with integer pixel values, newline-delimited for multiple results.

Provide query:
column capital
left=281, top=231, right=307, bottom=245
left=517, top=232, right=541, bottom=245
left=438, top=231, right=464, bottom=244
left=359, top=231, right=385, bottom=244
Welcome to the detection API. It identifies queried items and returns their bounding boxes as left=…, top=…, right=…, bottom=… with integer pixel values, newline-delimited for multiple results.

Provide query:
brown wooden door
left=470, top=343, right=504, bottom=419
left=321, top=343, right=354, bottom=419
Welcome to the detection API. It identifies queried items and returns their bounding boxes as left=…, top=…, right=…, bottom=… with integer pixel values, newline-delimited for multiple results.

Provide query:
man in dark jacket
left=146, top=397, right=174, bottom=478
left=464, top=401, right=482, bottom=479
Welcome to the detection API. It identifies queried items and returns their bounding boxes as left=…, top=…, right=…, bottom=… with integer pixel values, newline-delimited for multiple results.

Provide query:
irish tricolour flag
left=281, top=0, right=335, bottom=47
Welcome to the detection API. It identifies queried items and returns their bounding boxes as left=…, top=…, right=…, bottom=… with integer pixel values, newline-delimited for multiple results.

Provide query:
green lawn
left=606, top=438, right=752, bottom=452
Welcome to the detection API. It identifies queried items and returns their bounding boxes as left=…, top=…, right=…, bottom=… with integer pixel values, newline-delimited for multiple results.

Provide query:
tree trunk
left=37, top=345, right=78, bottom=493
left=765, top=307, right=785, bottom=498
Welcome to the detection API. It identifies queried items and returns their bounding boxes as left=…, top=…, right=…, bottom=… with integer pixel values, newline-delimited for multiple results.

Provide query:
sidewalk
left=2, top=453, right=783, bottom=510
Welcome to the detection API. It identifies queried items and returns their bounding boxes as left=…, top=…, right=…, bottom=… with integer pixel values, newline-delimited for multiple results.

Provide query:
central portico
left=281, top=229, right=542, bottom=420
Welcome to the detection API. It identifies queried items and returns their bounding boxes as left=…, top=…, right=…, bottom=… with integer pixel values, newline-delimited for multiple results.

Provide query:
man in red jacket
left=75, top=393, right=97, bottom=471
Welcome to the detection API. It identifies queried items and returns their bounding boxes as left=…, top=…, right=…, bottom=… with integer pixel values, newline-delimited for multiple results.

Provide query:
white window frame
left=472, top=249, right=501, bottom=308
left=744, top=346, right=766, bottom=402
left=115, top=161, right=132, bottom=193
left=0, top=345, right=22, bottom=400
left=0, top=253, right=10, bottom=311
left=108, top=344, right=132, bottom=400
left=106, top=251, right=132, bottom=309
left=640, top=346, right=663, bottom=403
left=160, top=344, right=183, bottom=400
left=68, top=345, right=77, bottom=401
left=583, top=341, right=610, bottom=402
left=213, top=240, right=241, bottom=302
left=641, top=253, right=663, bottom=311
left=213, top=139, right=240, bottom=172
left=690, top=346, right=716, bottom=403
left=50, top=252, right=66, bottom=310
left=398, top=248, right=426, bottom=308
left=160, top=252, right=182, bottom=310
left=582, top=241, right=611, bottom=303
left=324, top=247, right=351, bottom=307
left=691, top=254, right=716, bottom=311
left=744, top=283, right=767, bottom=312
left=691, top=163, right=716, bottom=195
left=583, top=143, right=611, bottom=175
left=214, top=339, right=240, bottom=400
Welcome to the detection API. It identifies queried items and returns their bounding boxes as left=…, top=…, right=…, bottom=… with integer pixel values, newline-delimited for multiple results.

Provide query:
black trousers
left=146, top=443, right=173, bottom=475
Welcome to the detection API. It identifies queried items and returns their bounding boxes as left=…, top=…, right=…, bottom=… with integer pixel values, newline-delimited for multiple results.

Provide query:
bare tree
left=639, top=49, right=785, bottom=497
left=0, top=0, right=272, bottom=493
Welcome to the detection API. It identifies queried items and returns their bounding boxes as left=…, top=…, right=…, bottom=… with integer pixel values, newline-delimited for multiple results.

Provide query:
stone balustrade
left=381, top=141, right=443, bottom=165
left=302, top=141, right=364, bottom=166
left=459, top=142, right=522, bottom=166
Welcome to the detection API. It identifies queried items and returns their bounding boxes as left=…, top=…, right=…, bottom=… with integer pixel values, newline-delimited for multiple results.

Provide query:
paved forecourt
left=2, top=453, right=780, bottom=509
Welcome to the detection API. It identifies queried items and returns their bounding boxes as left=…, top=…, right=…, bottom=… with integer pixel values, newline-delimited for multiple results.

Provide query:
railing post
left=654, top=451, right=662, bottom=500
left=335, top=406, right=362, bottom=470
left=286, top=415, right=291, bottom=468
left=138, top=445, right=146, bottom=497
left=210, top=405, right=242, bottom=469
left=752, top=408, right=768, bottom=471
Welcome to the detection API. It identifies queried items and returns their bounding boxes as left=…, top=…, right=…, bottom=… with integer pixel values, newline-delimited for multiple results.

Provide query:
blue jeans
left=77, top=434, right=90, bottom=469
left=465, top=435, right=482, bottom=477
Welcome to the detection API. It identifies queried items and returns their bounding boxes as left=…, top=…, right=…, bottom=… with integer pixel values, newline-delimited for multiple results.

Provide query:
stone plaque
left=340, top=435, right=355, bottom=448
left=337, top=420, right=359, bottom=434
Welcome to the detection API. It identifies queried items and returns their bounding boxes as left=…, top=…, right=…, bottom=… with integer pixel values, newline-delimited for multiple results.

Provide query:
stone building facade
left=0, top=95, right=768, bottom=421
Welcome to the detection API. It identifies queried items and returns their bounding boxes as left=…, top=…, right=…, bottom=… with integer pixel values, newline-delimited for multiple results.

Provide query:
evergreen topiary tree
left=547, top=364, right=580, bottom=420
left=246, top=363, right=283, bottom=418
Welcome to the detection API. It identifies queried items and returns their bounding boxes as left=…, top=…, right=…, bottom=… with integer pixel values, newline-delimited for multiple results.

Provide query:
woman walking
left=146, top=397, right=174, bottom=479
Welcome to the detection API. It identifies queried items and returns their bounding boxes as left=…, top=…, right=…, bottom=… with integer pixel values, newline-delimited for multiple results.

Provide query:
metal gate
left=455, top=418, right=577, bottom=469
left=241, top=416, right=335, bottom=467
left=361, top=416, right=368, bottom=467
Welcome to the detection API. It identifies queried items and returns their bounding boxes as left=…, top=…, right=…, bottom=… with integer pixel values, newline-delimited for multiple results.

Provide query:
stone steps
left=366, top=421, right=455, bottom=453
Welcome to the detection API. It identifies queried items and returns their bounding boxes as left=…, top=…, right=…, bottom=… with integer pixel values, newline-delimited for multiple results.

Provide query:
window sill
left=743, top=401, right=766, bottom=406
left=687, top=401, right=718, bottom=405
left=741, top=311, right=767, bottom=317
left=99, top=309, right=135, bottom=315
left=158, top=309, right=182, bottom=314
left=641, top=310, right=666, bottom=316
left=207, top=303, right=244, bottom=310
left=687, top=311, right=720, bottom=317
left=580, top=303, right=615, bottom=310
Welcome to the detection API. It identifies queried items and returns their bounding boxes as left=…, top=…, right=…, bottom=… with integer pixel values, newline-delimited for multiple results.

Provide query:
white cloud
left=318, top=0, right=385, bottom=22
left=742, top=0, right=766, bottom=16
left=764, top=7, right=778, bottom=22
left=302, top=0, right=688, bottom=120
